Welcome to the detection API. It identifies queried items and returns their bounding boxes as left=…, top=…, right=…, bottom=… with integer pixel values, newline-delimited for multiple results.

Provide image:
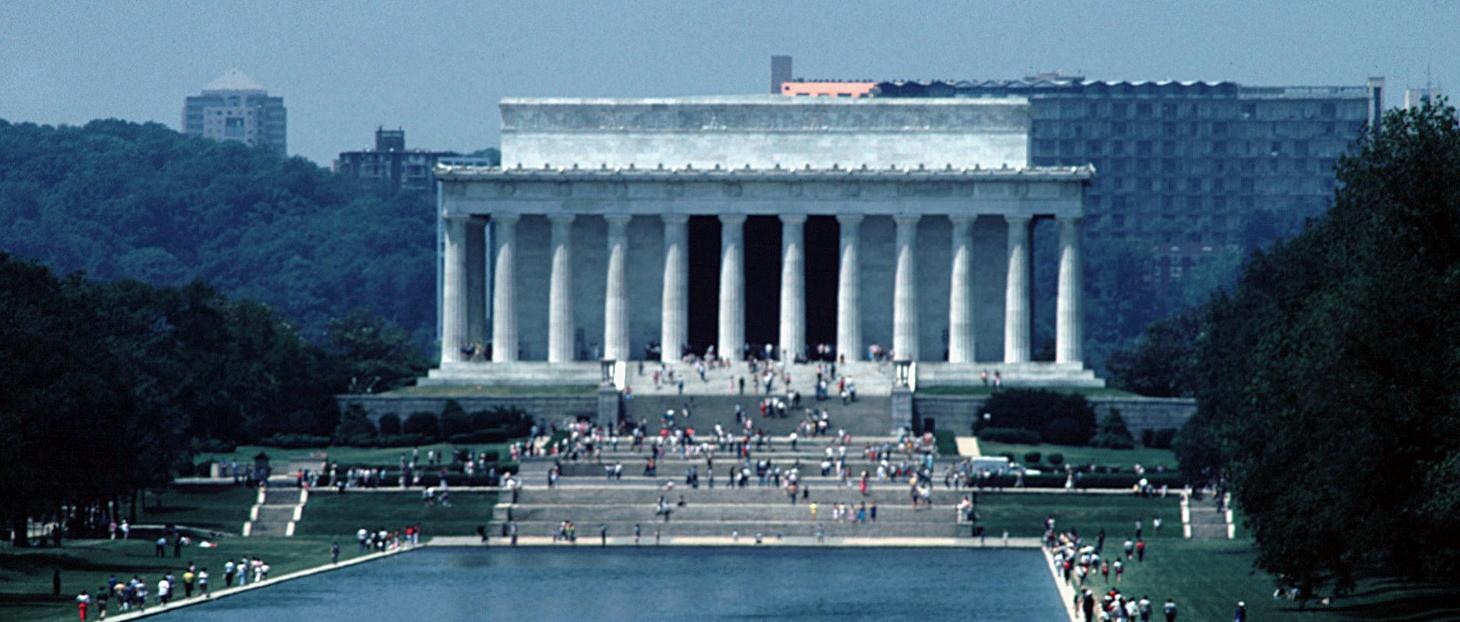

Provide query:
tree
left=1105, top=309, right=1202, bottom=397
left=1091, top=410, right=1135, bottom=449
left=326, top=308, right=429, bottom=394
left=1184, top=100, right=1460, bottom=593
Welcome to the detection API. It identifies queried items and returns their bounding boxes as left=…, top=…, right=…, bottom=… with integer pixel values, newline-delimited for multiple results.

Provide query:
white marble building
left=426, top=95, right=1100, bottom=388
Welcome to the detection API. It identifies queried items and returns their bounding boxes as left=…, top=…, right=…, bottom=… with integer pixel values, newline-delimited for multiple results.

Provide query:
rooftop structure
left=181, top=69, right=287, bottom=155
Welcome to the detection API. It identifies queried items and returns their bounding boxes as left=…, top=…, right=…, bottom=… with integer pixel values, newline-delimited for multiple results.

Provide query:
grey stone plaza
left=424, top=95, right=1103, bottom=393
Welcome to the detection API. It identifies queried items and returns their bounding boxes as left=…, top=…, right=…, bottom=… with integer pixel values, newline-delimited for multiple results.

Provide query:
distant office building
left=335, top=127, right=459, bottom=192
left=181, top=69, right=287, bottom=155
left=771, top=55, right=793, bottom=94
left=1404, top=86, right=1444, bottom=109
left=851, top=73, right=1381, bottom=281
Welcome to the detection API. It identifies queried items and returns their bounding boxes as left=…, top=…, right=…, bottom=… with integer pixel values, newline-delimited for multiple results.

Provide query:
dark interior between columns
left=804, top=215, right=839, bottom=352
left=743, top=215, right=781, bottom=351
left=686, top=215, right=720, bottom=355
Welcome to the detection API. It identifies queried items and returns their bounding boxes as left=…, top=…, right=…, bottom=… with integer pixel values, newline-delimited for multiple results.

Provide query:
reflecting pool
left=162, top=547, right=1065, bottom=621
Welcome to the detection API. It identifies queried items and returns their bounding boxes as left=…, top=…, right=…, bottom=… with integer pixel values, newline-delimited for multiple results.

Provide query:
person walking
left=1233, top=601, right=1246, bottom=622
left=197, top=568, right=208, bottom=598
left=331, top=542, right=340, bottom=564
left=76, top=591, right=90, bottom=621
left=1163, top=598, right=1178, bottom=622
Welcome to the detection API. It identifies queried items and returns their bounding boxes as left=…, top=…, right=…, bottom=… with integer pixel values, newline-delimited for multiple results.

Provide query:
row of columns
left=440, top=213, right=1083, bottom=365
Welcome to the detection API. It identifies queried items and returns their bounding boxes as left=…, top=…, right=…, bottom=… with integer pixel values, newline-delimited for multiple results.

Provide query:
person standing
left=197, top=568, right=208, bottom=598
left=154, top=537, right=166, bottom=558
left=1163, top=598, right=1178, bottom=622
left=331, top=542, right=340, bottom=564
left=223, top=560, right=235, bottom=587
left=600, top=524, right=608, bottom=547
left=76, top=591, right=90, bottom=621
left=181, top=568, right=194, bottom=598
left=1233, top=601, right=1246, bottom=622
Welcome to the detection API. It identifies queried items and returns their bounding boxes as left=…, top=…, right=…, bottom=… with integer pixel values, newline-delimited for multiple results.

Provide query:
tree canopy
left=1161, top=100, right=1460, bottom=593
left=0, top=119, right=437, bottom=346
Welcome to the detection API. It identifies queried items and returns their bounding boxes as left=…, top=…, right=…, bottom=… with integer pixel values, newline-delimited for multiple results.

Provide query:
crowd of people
left=1045, top=515, right=1194, bottom=621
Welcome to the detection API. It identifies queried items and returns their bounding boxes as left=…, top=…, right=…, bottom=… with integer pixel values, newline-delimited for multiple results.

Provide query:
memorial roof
left=436, top=163, right=1095, bottom=181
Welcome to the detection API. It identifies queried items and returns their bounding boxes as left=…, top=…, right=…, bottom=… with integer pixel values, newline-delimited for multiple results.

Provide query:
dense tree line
left=0, top=254, right=426, bottom=543
left=1117, top=101, right=1460, bottom=594
left=0, top=119, right=439, bottom=346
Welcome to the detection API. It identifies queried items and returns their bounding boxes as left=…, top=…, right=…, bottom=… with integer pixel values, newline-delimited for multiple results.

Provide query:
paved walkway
left=100, top=546, right=412, bottom=621
left=955, top=436, right=982, bottom=457
left=427, top=535, right=1042, bottom=548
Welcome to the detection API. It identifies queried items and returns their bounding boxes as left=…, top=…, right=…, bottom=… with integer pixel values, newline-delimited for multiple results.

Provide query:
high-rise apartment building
left=864, top=74, right=1381, bottom=281
left=181, top=69, right=287, bottom=155
left=335, top=127, right=459, bottom=192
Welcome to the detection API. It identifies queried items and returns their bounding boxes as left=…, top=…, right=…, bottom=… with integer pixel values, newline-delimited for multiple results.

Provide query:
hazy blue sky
left=3, top=1, right=1456, bottom=164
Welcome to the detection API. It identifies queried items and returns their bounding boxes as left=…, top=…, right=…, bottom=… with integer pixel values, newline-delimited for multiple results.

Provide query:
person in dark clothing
left=173, top=536, right=183, bottom=558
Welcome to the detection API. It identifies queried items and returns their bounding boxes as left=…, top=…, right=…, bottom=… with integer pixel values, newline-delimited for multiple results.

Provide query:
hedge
left=979, top=427, right=1041, bottom=444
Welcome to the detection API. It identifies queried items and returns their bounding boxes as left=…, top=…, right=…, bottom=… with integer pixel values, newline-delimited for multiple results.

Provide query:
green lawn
left=135, top=486, right=258, bottom=533
left=978, top=440, right=1178, bottom=470
left=294, top=491, right=499, bottom=537
left=974, top=492, right=1183, bottom=540
left=0, top=536, right=362, bottom=622
left=197, top=442, right=511, bottom=469
left=1069, top=539, right=1460, bottom=621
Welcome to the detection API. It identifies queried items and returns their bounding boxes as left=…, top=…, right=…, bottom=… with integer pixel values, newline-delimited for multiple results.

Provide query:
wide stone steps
left=499, top=520, right=965, bottom=538
left=622, top=394, right=892, bottom=436
left=495, top=504, right=952, bottom=522
left=511, top=487, right=970, bottom=505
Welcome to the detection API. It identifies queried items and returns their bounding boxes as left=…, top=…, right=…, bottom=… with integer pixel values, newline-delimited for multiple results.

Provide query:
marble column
left=440, top=215, right=468, bottom=364
left=1056, top=217, right=1084, bottom=365
left=464, top=218, right=488, bottom=352
left=718, top=214, right=746, bottom=362
left=603, top=214, right=631, bottom=361
left=1003, top=215, right=1032, bottom=363
left=546, top=214, right=575, bottom=363
left=948, top=214, right=976, bottom=363
left=490, top=213, right=520, bottom=362
left=778, top=214, right=806, bottom=361
left=660, top=214, right=689, bottom=363
left=836, top=214, right=863, bottom=362
left=892, top=214, right=920, bottom=361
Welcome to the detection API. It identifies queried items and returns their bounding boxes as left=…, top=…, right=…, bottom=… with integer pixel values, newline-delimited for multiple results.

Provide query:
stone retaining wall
left=914, top=394, right=1196, bottom=436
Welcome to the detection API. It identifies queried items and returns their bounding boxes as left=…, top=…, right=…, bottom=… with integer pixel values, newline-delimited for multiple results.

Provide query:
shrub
left=1047, top=453, right=1065, bottom=466
left=333, top=404, right=378, bottom=446
left=259, top=433, right=331, bottom=448
left=194, top=438, right=237, bottom=453
left=1091, top=410, right=1136, bottom=449
left=1023, top=451, right=1042, bottom=465
left=403, top=412, right=440, bottom=439
left=471, top=406, right=533, bottom=437
left=1147, top=428, right=1178, bottom=449
left=979, top=427, right=1041, bottom=444
left=377, top=414, right=402, bottom=436
left=440, top=401, right=472, bottom=438
left=978, top=389, right=1096, bottom=445
left=448, top=429, right=511, bottom=445
left=375, top=433, right=434, bottom=448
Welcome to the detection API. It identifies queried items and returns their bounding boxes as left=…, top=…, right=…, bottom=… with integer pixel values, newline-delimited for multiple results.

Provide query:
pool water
left=163, top=547, right=1066, bottom=621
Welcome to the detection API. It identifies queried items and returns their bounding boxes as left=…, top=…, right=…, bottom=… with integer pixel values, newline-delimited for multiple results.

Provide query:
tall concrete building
left=181, top=69, right=287, bottom=155
left=835, top=74, right=1381, bottom=281
left=335, top=127, right=459, bottom=192
left=770, top=55, right=793, bottom=94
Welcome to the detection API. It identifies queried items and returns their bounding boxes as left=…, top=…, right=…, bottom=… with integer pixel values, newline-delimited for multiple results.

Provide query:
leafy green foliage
left=0, top=119, right=437, bottom=347
left=978, top=389, right=1096, bottom=445
left=1172, top=100, right=1460, bottom=592
left=1091, top=410, right=1136, bottom=449
left=1106, top=309, right=1203, bottom=397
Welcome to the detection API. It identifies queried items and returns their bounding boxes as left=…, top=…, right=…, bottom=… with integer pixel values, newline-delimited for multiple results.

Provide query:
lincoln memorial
left=424, top=95, right=1102, bottom=391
